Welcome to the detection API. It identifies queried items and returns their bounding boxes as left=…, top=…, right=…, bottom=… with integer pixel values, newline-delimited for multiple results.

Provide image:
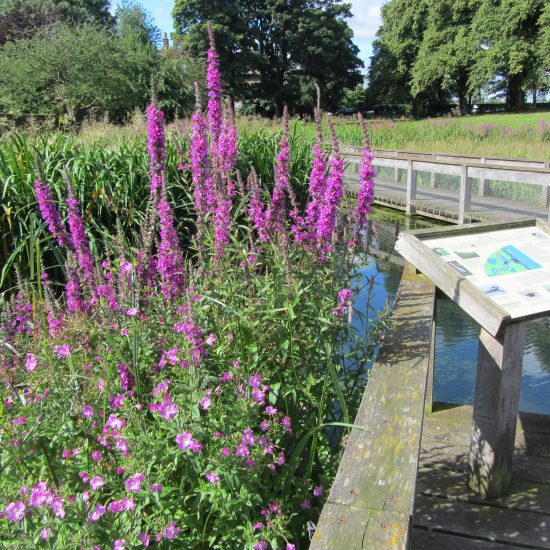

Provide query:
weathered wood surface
left=469, top=324, right=526, bottom=498
left=412, top=405, right=550, bottom=549
left=310, top=264, right=436, bottom=549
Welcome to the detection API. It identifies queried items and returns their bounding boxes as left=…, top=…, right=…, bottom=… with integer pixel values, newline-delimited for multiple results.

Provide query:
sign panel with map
left=395, top=220, right=550, bottom=334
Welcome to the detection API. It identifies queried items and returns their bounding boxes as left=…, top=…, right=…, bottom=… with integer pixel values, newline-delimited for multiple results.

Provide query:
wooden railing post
left=479, top=158, right=487, bottom=197
left=458, top=164, right=471, bottom=224
left=406, top=159, right=416, bottom=215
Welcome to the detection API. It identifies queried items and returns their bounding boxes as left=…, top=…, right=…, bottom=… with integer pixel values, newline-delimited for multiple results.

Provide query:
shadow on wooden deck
left=411, top=404, right=550, bottom=549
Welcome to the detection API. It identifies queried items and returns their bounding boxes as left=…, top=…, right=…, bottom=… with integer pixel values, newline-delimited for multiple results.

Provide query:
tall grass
left=0, top=127, right=314, bottom=295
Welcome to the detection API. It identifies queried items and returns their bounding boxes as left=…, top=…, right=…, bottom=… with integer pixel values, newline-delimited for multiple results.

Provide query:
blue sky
left=111, top=0, right=383, bottom=71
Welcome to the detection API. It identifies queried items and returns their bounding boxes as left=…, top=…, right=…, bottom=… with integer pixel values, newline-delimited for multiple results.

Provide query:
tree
left=172, top=0, right=363, bottom=114
left=0, top=3, right=59, bottom=45
left=0, top=23, right=137, bottom=120
left=0, top=0, right=113, bottom=25
left=115, top=0, right=162, bottom=47
left=411, top=0, right=478, bottom=115
left=367, top=0, right=450, bottom=117
left=469, top=0, right=544, bottom=110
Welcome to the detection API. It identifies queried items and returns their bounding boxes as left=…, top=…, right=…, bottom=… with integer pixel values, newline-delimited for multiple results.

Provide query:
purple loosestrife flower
left=65, top=261, right=85, bottom=313
left=125, top=473, right=144, bottom=492
left=353, top=114, right=376, bottom=245
left=305, top=110, right=327, bottom=236
left=117, top=363, right=135, bottom=392
left=66, top=193, right=94, bottom=285
left=206, top=23, right=223, bottom=141
left=316, top=119, right=344, bottom=254
left=247, top=169, right=269, bottom=242
left=213, top=197, right=231, bottom=261
left=267, top=106, right=290, bottom=234
left=35, top=178, right=71, bottom=248
left=156, top=195, right=185, bottom=300
left=146, top=103, right=166, bottom=193
left=219, top=103, right=239, bottom=196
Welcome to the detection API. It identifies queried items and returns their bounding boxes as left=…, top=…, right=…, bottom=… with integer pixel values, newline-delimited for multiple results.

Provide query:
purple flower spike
left=66, top=193, right=94, bottom=285
left=35, top=178, right=71, bottom=248
left=267, top=106, right=291, bottom=234
left=146, top=103, right=167, bottom=193
left=353, top=114, right=376, bottom=245
left=316, top=118, right=344, bottom=254
left=206, top=23, right=223, bottom=141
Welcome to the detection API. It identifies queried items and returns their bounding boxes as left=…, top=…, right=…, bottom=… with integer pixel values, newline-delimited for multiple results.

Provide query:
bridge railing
left=310, top=264, right=436, bottom=550
left=341, top=146, right=550, bottom=224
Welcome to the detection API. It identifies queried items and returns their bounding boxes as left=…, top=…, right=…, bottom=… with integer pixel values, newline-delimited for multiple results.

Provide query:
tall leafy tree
left=0, top=23, right=136, bottom=120
left=172, top=0, right=363, bottom=113
left=411, top=0, right=478, bottom=115
left=469, top=0, right=544, bottom=109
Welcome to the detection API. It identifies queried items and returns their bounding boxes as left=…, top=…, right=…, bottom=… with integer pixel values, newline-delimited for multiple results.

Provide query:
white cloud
left=347, top=0, right=385, bottom=66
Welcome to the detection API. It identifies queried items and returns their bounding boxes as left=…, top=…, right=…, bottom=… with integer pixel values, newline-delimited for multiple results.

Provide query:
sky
left=112, top=0, right=383, bottom=72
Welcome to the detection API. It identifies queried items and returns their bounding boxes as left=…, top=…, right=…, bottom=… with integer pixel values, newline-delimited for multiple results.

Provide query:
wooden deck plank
left=413, top=494, right=550, bottom=548
left=417, top=465, right=550, bottom=514
left=311, top=265, right=436, bottom=549
left=411, top=528, right=535, bottom=549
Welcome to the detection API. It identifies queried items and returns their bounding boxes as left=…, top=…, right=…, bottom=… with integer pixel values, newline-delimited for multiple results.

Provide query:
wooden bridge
left=311, top=261, right=550, bottom=549
left=342, top=146, right=550, bottom=225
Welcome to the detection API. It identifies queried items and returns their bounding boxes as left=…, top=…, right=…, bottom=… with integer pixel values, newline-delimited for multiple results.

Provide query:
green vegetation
left=367, top=0, right=549, bottom=116
left=172, top=0, right=363, bottom=115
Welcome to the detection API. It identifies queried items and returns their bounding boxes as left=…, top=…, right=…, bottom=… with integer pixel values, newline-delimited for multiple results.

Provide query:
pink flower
left=175, top=431, right=202, bottom=453
left=221, top=446, right=232, bottom=456
left=235, top=444, right=250, bottom=457
left=157, top=400, right=179, bottom=420
left=281, top=416, right=292, bottom=433
left=248, top=374, right=262, bottom=388
left=126, top=308, right=138, bottom=317
left=91, top=450, right=102, bottom=461
left=199, top=397, right=211, bottom=410
left=40, top=528, right=51, bottom=540
left=25, top=353, right=37, bottom=371
left=287, top=544, right=296, bottom=550
left=252, top=522, right=263, bottom=530
left=254, top=542, right=268, bottom=550
left=54, top=344, right=71, bottom=358
left=5, top=502, right=26, bottom=521
left=265, top=406, right=278, bottom=415
left=205, top=333, right=216, bottom=346
left=205, top=472, right=220, bottom=484
left=105, top=414, right=126, bottom=430
left=82, top=405, right=94, bottom=418
left=125, top=473, right=144, bottom=493
left=138, top=532, right=151, bottom=547
left=89, top=504, right=106, bottom=521
left=79, top=472, right=90, bottom=483
left=114, top=540, right=125, bottom=550
left=313, top=484, right=324, bottom=497
left=300, top=499, right=311, bottom=510
left=242, top=429, right=255, bottom=446
left=149, top=484, right=163, bottom=493
left=90, top=476, right=105, bottom=490
left=164, top=521, right=181, bottom=540
left=219, top=371, right=231, bottom=381
left=152, top=379, right=170, bottom=397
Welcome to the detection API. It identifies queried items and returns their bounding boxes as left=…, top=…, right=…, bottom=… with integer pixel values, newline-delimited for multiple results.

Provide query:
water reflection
left=364, top=206, right=550, bottom=416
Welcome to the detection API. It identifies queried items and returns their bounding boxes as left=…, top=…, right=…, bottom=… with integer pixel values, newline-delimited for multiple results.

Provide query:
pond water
left=362, top=206, right=550, bottom=416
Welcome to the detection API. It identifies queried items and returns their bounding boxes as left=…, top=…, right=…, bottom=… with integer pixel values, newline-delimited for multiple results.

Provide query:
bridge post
left=469, top=322, right=525, bottom=499
left=479, top=158, right=487, bottom=197
left=458, top=164, right=471, bottom=224
left=406, top=159, right=416, bottom=215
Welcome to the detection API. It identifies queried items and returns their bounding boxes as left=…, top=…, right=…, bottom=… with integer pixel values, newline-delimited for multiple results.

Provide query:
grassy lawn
left=450, top=111, right=550, bottom=129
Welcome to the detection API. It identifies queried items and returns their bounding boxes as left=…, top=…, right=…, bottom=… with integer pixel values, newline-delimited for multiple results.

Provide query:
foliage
left=0, top=23, right=145, bottom=122
left=369, top=0, right=549, bottom=114
left=115, top=0, right=162, bottom=47
left=0, top=36, right=382, bottom=548
left=172, top=0, right=363, bottom=113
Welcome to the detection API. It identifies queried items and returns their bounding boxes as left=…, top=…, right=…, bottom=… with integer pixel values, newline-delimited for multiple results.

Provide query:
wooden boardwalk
left=411, top=404, right=550, bottom=549
left=346, top=176, right=549, bottom=224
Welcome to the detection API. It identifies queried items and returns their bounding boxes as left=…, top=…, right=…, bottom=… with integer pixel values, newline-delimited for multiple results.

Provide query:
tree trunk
left=506, top=74, right=525, bottom=111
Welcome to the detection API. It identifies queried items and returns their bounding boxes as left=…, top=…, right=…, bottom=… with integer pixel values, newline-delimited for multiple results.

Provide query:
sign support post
left=468, top=322, right=526, bottom=498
